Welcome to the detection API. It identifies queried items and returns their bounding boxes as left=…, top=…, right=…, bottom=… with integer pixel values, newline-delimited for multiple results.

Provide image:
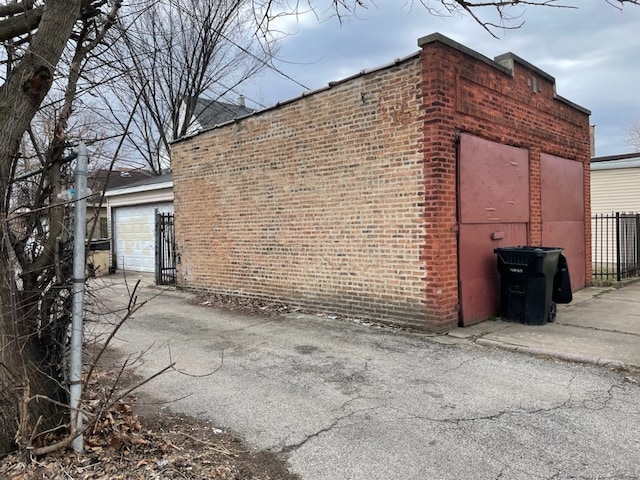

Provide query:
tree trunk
left=0, top=0, right=81, bottom=455
left=0, top=253, right=21, bottom=454
left=0, top=252, right=67, bottom=453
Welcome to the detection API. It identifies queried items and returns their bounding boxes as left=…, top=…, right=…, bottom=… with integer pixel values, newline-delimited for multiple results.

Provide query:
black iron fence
left=592, top=212, right=640, bottom=282
left=155, top=211, right=176, bottom=285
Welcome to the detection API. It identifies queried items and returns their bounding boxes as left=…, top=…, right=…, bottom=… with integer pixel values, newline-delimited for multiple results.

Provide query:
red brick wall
left=172, top=58, right=431, bottom=328
left=171, top=35, right=591, bottom=332
left=418, top=37, right=591, bottom=327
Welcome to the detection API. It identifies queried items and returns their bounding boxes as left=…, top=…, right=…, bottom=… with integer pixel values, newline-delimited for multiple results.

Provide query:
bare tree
left=0, top=0, right=81, bottom=456
left=109, top=0, right=640, bottom=175
left=253, top=0, right=640, bottom=37
left=0, top=0, right=123, bottom=454
left=104, top=0, right=276, bottom=174
left=0, top=0, right=638, bottom=458
left=625, top=119, right=640, bottom=152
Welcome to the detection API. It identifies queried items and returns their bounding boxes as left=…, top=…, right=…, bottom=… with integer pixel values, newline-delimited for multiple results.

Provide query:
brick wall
left=418, top=35, right=591, bottom=328
left=171, top=34, right=591, bottom=332
left=172, top=58, right=430, bottom=328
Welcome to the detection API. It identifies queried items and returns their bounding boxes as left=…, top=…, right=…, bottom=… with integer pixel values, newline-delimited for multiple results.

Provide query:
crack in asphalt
left=569, top=377, right=632, bottom=413
left=276, top=374, right=629, bottom=466
left=553, top=321, right=640, bottom=338
left=398, top=372, right=592, bottom=425
left=440, top=355, right=477, bottom=373
left=278, top=396, right=382, bottom=454
left=564, top=475, right=633, bottom=480
left=410, top=388, right=628, bottom=425
left=278, top=415, right=346, bottom=454
left=278, top=407, right=361, bottom=454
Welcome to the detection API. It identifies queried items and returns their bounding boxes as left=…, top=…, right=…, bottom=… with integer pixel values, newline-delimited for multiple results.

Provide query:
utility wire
left=176, top=3, right=311, bottom=92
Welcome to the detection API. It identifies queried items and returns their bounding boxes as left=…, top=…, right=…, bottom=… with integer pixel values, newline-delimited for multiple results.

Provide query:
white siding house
left=591, top=153, right=640, bottom=276
left=105, top=174, right=173, bottom=273
left=591, top=153, right=640, bottom=214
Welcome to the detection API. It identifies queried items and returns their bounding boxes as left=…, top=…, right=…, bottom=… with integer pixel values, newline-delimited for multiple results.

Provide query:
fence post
left=595, top=214, right=600, bottom=280
left=154, top=209, right=160, bottom=285
left=636, top=214, right=640, bottom=277
left=616, top=212, right=621, bottom=282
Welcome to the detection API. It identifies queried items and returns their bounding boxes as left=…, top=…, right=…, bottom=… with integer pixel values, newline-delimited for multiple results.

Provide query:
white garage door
left=113, top=203, right=173, bottom=273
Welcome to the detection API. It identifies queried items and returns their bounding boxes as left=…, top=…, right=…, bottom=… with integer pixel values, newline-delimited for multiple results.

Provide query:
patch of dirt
left=193, top=292, right=417, bottom=333
left=0, top=353, right=300, bottom=480
left=193, top=293, right=292, bottom=317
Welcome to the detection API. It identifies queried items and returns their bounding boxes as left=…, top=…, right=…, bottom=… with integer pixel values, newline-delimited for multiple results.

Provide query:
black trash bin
left=494, top=246, right=563, bottom=325
left=552, top=253, right=573, bottom=305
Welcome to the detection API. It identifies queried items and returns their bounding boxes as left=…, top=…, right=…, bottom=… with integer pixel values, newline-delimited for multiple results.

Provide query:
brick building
left=171, top=33, right=591, bottom=332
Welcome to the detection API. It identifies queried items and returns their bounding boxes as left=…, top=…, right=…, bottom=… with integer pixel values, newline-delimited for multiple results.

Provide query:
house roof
left=104, top=173, right=173, bottom=197
left=193, top=98, right=254, bottom=129
left=88, top=168, right=152, bottom=192
left=591, top=152, right=640, bottom=170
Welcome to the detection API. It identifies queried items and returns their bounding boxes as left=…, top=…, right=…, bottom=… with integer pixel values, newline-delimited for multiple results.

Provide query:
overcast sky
left=239, top=1, right=640, bottom=157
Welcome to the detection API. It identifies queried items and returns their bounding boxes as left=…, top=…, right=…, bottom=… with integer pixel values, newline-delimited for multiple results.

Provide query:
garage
left=112, top=203, right=173, bottom=272
left=170, top=34, right=591, bottom=331
left=105, top=174, right=173, bottom=274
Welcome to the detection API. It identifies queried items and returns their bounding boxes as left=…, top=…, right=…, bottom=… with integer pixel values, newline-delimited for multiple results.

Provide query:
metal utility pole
left=69, top=142, right=87, bottom=454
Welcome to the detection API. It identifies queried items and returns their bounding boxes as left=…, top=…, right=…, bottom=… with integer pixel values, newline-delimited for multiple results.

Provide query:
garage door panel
left=541, top=154, right=584, bottom=222
left=540, top=154, right=586, bottom=291
left=459, top=133, right=530, bottom=224
left=459, top=223, right=528, bottom=324
left=113, top=203, right=173, bottom=273
left=542, top=220, right=586, bottom=291
left=458, top=134, right=531, bottom=326
left=458, top=226, right=500, bottom=322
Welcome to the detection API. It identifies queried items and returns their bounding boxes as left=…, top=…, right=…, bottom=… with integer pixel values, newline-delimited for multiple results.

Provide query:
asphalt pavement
left=91, top=273, right=640, bottom=480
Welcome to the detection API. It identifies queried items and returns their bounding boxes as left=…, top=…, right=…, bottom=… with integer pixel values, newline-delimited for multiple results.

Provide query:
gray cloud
left=241, top=1, right=640, bottom=156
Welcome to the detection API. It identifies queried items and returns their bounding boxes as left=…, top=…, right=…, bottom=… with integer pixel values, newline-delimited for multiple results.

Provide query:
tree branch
left=0, top=0, right=34, bottom=17
left=0, top=6, right=44, bottom=43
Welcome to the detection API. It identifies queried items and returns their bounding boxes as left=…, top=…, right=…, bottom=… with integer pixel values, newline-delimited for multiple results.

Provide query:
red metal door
left=540, top=154, right=586, bottom=291
left=458, top=134, right=530, bottom=325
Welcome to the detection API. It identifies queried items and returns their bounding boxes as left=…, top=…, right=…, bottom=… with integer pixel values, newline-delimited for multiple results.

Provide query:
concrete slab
left=478, top=323, right=638, bottom=368
left=445, top=281, right=640, bottom=370
left=558, top=301, right=640, bottom=336
left=447, top=320, right=511, bottom=339
left=563, top=286, right=613, bottom=305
